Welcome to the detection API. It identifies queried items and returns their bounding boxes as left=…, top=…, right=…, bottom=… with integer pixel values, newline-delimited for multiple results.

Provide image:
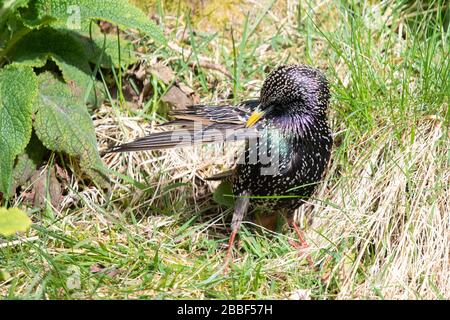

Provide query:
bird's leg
left=291, top=221, right=308, bottom=249
left=223, top=192, right=250, bottom=273
left=285, top=216, right=315, bottom=269
left=223, top=228, right=238, bottom=272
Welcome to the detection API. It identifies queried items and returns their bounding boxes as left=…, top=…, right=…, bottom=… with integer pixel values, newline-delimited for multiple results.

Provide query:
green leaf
left=7, top=27, right=130, bottom=105
left=23, top=0, right=166, bottom=45
left=80, top=23, right=138, bottom=68
left=213, top=180, right=235, bottom=208
left=0, top=0, right=30, bottom=16
left=33, top=72, right=109, bottom=187
left=12, top=132, right=47, bottom=188
left=0, top=64, right=38, bottom=195
left=7, top=27, right=95, bottom=101
left=0, top=0, right=29, bottom=27
left=0, top=207, right=32, bottom=237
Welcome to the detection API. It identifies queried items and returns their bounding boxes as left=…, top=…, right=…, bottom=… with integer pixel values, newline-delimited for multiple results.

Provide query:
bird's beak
left=245, top=108, right=266, bottom=128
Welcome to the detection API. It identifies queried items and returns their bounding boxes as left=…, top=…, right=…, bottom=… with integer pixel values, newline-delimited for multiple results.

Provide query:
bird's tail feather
left=107, top=130, right=202, bottom=153
left=106, top=125, right=258, bottom=153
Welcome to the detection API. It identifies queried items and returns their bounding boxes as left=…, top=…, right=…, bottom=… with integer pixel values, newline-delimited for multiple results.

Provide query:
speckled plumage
left=109, top=64, right=332, bottom=243
left=233, top=65, right=332, bottom=213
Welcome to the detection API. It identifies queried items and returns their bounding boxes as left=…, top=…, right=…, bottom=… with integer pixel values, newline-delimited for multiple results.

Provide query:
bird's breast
left=233, top=115, right=332, bottom=205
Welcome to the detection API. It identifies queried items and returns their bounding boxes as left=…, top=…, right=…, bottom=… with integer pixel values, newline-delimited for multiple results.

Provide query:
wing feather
left=107, top=100, right=260, bottom=153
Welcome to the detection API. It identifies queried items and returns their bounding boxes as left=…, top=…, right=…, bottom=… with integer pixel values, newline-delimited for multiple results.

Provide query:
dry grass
left=309, top=118, right=449, bottom=298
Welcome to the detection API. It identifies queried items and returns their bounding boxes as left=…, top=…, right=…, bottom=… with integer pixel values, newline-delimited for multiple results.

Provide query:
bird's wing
left=169, top=100, right=259, bottom=125
left=107, top=100, right=260, bottom=153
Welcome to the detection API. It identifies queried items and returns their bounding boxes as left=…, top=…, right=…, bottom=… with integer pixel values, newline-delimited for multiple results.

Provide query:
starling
left=109, top=65, right=332, bottom=267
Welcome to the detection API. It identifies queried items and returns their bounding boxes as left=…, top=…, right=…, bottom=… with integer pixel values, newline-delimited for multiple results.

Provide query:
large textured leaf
left=7, top=27, right=109, bottom=107
left=33, top=72, right=109, bottom=187
left=23, top=0, right=166, bottom=45
left=0, top=0, right=29, bottom=20
left=0, top=64, right=38, bottom=195
left=0, top=0, right=30, bottom=31
left=0, top=0, right=30, bottom=49
left=0, top=207, right=32, bottom=237
left=79, top=23, right=138, bottom=68
left=12, top=132, right=47, bottom=188
left=7, top=27, right=94, bottom=100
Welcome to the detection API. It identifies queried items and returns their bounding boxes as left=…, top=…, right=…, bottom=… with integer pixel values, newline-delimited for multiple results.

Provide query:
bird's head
left=246, top=65, right=329, bottom=128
